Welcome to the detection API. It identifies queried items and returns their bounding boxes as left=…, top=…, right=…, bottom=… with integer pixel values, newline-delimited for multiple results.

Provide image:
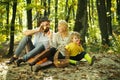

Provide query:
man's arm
left=23, top=29, right=39, bottom=36
left=23, top=24, right=44, bottom=36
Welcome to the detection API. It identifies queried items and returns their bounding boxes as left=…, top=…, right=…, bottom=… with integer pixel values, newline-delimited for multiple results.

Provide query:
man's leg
left=14, top=36, right=34, bottom=57
left=16, top=44, right=45, bottom=66
left=23, top=44, right=45, bottom=61
left=6, top=36, right=34, bottom=64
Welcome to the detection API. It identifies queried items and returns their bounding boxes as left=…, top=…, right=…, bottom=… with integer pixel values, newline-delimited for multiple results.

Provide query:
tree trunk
left=96, top=0, right=109, bottom=45
left=106, top=0, right=112, bottom=35
left=65, top=5, right=72, bottom=22
left=65, top=0, right=68, bottom=18
left=48, top=0, right=50, bottom=16
left=18, top=14, right=23, bottom=31
left=26, top=0, right=32, bottom=29
left=6, top=2, right=9, bottom=40
left=8, top=0, right=17, bottom=56
left=43, top=0, right=47, bottom=16
left=72, top=0, right=75, bottom=18
left=74, top=0, right=88, bottom=44
left=117, top=0, right=120, bottom=24
left=55, top=0, right=58, bottom=32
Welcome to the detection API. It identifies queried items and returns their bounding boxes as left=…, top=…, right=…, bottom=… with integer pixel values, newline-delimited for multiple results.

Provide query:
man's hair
left=37, top=16, right=50, bottom=26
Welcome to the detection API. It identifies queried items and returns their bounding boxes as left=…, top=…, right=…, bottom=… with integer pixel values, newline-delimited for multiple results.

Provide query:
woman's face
left=58, top=24, right=66, bottom=33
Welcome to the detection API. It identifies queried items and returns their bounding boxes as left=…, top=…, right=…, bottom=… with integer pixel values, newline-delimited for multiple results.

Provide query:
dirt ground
left=0, top=52, right=120, bottom=80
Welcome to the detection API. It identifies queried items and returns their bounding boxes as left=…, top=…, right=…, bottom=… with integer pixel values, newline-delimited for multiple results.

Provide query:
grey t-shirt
left=33, top=31, right=51, bottom=49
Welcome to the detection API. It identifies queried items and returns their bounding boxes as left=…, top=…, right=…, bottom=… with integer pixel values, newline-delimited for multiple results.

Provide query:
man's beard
left=44, top=27, right=50, bottom=33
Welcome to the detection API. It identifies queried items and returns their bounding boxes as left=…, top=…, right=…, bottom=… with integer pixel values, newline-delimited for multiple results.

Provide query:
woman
left=52, top=20, right=71, bottom=58
left=33, top=20, right=72, bottom=72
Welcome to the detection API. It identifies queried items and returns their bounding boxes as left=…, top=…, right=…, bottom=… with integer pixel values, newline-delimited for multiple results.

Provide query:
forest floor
left=0, top=43, right=120, bottom=80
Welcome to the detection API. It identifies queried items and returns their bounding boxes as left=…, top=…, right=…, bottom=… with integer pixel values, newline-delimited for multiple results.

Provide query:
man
left=6, top=17, right=52, bottom=66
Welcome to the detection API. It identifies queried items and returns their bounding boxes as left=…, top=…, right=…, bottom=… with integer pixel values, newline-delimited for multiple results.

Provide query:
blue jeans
left=14, top=36, right=45, bottom=61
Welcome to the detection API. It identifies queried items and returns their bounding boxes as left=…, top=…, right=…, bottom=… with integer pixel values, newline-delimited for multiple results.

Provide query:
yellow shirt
left=65, top=42, right=84, bottom=56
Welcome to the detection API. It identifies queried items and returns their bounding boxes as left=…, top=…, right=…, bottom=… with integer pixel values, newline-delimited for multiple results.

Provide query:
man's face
left=40, top=21, right=50, bottom=32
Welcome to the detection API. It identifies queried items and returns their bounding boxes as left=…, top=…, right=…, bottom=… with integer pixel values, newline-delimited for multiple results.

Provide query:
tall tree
left=48, top=0, right=50, bottom=16
left=43, top=0, right=47, bottom=16
left=74, top=0, right=88, bottom=43
left=117, top=0, right=120, bottom=24
left=55, top=0, right=58, bottom=32
left=106, top=0, right=112, bottom=35
left=65, top=4, right=72, bottom=22
left=26, top=0, right=32, bottom=29
left=72, top=0, right=75, bottom=19
left=6, top=2, right=9, bottom=40
left=8, top=0, right=17, bottom=56
left=64, top=0, right=68, bottom=19
left=96, top=0, right=109, bottom=45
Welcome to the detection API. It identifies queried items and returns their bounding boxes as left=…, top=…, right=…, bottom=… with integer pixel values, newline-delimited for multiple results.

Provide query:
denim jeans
left=14, top=36, right=45, bottom=61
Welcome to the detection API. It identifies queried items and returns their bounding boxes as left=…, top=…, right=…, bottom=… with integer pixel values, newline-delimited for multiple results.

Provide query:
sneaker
left=6, top=57, right=18, bottom=64
left=76, top=61, right=80, bottom=65
left=33, top=65, right=41, bottom=72
left=90, top=56, right=96, bottom=66
left=80, top=58, right=87, bottom=62
left=16, top=59, right=25, bottom=67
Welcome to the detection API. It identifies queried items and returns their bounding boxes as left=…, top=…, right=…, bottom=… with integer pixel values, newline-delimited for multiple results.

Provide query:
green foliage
left=0, top=34, right=6, bottom=44
left=0, top=0, right=120, bottom=54
left=109, top=33, right=120, bottom=53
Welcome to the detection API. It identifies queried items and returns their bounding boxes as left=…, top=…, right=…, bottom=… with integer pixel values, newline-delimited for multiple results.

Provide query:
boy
left=65, top=32, right=96, bottom=66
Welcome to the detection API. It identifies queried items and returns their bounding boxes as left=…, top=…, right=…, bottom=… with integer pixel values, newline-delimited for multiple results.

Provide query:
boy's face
left=72, top=36, right=80, bottom=44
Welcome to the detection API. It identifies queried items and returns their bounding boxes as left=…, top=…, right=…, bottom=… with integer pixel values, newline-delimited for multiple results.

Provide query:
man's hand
left=37, top=24, right=44, bottom=32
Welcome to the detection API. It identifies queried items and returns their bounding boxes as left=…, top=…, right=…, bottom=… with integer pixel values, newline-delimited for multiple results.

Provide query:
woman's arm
left=65, top=48, right=70, bottom=59
left=52, top=33, right=58, bottom=48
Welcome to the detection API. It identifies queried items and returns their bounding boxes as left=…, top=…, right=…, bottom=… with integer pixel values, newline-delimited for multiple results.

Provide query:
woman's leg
left=47, top=47, right=57, bottom=61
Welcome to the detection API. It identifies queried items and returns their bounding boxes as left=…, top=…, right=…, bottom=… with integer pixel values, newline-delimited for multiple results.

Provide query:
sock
left=69, top=59, right=78, bottom=65
left=84, top=53, right=92, bottom=64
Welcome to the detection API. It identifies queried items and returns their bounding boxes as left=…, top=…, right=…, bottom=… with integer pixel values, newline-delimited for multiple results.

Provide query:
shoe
left=6, top=57, right=17, bottom=64
left=28, top=62, right=35, bottom=66
left=16, top=59, right=25, bottom=67
left=90, top=56, right=96, bottom=66
left=76, top=61, right=80, bottom=65
left=33, top=61, right=52, bottom=72
left=33, top=65, right=41, bottom=72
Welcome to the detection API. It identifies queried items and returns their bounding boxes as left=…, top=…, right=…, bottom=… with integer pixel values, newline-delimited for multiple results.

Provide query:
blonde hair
left=58, top=20, right=68, bottom=32
left=70, top=31, right=80, bottom=42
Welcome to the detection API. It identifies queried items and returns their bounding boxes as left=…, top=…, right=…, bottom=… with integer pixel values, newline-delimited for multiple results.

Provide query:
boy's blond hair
left=70, top=32, right=80, bottom=42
